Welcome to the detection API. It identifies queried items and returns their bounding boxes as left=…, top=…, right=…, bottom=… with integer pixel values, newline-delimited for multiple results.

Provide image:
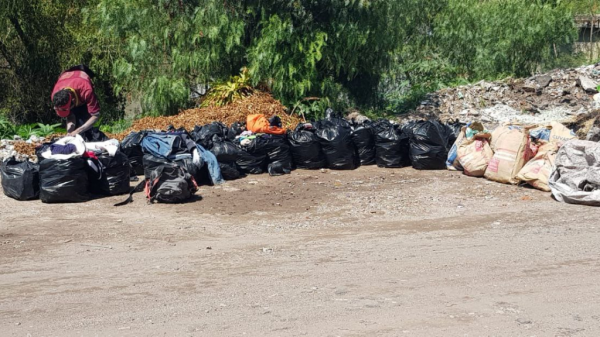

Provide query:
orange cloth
left=246, top=114, right=286, bottom=135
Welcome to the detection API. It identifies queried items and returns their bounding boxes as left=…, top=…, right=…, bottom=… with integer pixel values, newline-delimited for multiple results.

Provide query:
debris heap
left=411, top=63, right=600, bottom=126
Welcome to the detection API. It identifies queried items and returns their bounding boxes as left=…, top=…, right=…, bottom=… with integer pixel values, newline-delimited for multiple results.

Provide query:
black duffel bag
left=39, top=157, right=90, bottom=203
left=1, top=157, right=40, bottom=201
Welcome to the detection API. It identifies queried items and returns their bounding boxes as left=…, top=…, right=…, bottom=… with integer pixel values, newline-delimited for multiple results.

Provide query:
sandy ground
left=1, top=166, right=600, bottom=336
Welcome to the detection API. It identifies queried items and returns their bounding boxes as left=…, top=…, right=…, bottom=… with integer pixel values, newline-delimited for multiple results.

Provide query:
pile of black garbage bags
left=1, top=112, right=462, bottom=204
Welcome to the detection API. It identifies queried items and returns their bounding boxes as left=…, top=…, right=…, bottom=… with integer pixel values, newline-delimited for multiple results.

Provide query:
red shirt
left=51, top=70, right=100, bottom=116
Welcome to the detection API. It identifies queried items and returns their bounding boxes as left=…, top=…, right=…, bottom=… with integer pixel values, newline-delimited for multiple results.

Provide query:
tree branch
left=8, top=15, right=33, bottom=51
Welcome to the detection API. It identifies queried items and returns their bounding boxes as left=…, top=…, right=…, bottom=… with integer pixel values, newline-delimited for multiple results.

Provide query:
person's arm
left=66, top=113, right=77, bottom=133
left=68, top=114, right=99, bottom=136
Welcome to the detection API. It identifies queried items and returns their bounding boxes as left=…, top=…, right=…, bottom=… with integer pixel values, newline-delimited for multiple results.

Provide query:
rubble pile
left=1, top=139, right=41, bottom=162
left=411, top=64, right=600, bottom=126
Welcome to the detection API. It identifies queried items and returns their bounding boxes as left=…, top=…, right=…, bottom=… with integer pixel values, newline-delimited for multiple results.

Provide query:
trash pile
left=412, top=63, right=600, bottom=126
left=2, top=108, right=600, bottom=207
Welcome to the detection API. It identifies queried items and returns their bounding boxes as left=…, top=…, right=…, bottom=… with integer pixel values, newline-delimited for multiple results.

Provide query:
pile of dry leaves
left=112, top=92, right=303, bottom=140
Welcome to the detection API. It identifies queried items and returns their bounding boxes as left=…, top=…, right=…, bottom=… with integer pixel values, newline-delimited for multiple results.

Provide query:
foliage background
left=0, top=0, right=597, bottom=127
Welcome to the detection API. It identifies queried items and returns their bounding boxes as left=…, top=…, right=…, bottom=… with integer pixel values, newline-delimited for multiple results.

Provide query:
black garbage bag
left=373, top=120, right=410, bottom=168
left=314, top=119, right=357, bottom=170
left=227, top=122, right=245, bottom=140
left=1, top=158, right=40, bottom=201
left=90, top=151, right=131, bottom=196
left=191, top=122, right=228, bottom=149
left=211, top=138, right=244, bottom=163
left=408, top=120, right=454, bottom=170
left=39, top=157, right=90, bottom=203
left=236, top=140, right=267, bottom=174
left=445, top=119, right=465, bottom=148
left=288, top=124, right=327, bottom=169
left=120, top=131, right=146, bottom=176
left=219, top=161, right=243, bottom=180
left=262, top=135, right=292, bottom=175
left=351, top=121, right=376, bottom=165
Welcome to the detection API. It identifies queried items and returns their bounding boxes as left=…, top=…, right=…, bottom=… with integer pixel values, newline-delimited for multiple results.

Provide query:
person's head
left=53, top=89, right=73, bottom=118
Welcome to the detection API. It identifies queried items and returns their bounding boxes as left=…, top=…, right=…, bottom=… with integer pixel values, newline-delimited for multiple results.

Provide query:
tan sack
left=549, top=121, right=576, bottom=144
left=484, top=126, right=534, bottom=184
left=516, top=142, right=559, bottom=192
left=457, top=137, right=494, bottom=177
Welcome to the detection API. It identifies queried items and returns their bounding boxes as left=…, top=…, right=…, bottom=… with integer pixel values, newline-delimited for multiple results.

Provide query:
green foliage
left=435, top=0, right=577, bottom=79
left=0, top=116, right=16, bottom=139
left=35, top=123, right=62, bottom=137
left=0, top=0, right=588, bottom=125
left=100, top=118, right=132, bottom=134
left=0, top=115, right=62, bottom=139
left=203, top=68, right=253, bottom=107
left=16, top=125, right=39, bottom=139
left=291, top=97, right=334, bottom=121
left=84, top=0, right=411, bottom=114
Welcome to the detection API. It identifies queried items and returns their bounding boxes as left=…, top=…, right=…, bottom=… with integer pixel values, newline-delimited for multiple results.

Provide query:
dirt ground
left=1, top=166, right=600, bottom=336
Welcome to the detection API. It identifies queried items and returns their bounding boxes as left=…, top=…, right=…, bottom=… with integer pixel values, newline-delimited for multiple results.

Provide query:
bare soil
left=1, top=166, right=600, bottom=336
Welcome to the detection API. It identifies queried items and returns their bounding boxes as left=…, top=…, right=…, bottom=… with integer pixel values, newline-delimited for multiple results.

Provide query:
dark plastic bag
left=262, top=135, right=292, bottom=175
left=120, top=131, right=146, bottom=176
left=373, top=120, right=410, bottom=168
left=445, top=120, right=465, bottom=148
left=408, top=120, right=453, bottom=170
left=236, top=140, right=267, bottom=174
left=314, top=119, right=357, bottom=170
left=91, top=151, right=131, bottom=196
left=192, top=122, right=228, bottom=149
left=288, top=124, right=327, bottom=169
left=1, top=158, right=40, bottom=201
left=143, top=154, right=198, bottom=181
left=39, top=157, right=90, bottom=203
left=219, top=161, right=244, bottom=180
left=227, top=122, right=245, bottom=140
left=211, top=139, right=244, bottom=163
left=351, top=122, right=376, bottom=165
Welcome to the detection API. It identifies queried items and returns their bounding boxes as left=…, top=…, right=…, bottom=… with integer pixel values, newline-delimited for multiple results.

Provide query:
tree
left=84, top=0, right=419, bottom=115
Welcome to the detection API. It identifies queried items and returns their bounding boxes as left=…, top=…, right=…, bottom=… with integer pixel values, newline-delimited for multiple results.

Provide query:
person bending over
left=51, top=66, right=107, bottom=141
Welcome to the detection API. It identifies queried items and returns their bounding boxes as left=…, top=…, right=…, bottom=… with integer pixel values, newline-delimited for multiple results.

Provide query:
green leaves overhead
left=83, top=0, right=410, bottom=115
left=0, top=0, right=584, bottom=123
left=435, top=0, right=577, bottom=79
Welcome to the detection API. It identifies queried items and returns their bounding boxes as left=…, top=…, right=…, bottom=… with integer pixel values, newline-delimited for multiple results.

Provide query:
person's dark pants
left=71, top=105, right=108, bottom=142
